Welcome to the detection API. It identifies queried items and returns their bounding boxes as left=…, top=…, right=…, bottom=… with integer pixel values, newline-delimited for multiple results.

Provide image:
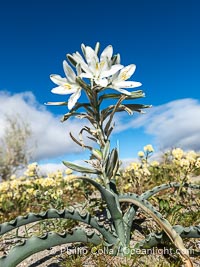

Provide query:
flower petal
left=100, top=45, right=113, bottom=62
left=71, top=52, right=91, bottom=73
left=51, top=86, right=76, bottom=95
left=80, top=72, right=93, bottom=79
left=85, top=46, right=98, bottom=66
left=50, top=75, right=68, bottom=86
left=101, top=64, right=123, bottom=78
left=76, top=63, right=82, bottom=76
left=81, top=43, right=86, bottom=57
left=113, top=81, right=142, bottom=88
left=94, top=42, right=100, bottom=54
left=111, top=53, right=121, bottom=65
left=63, top=60, right=76, bottom=82
left=68, top=89, right=81, bottom=110
left=73, top=51, right=85, bottom=63
left=111, top=87, right=132, bottom=95
left=118, top=64, right=136, bottom=81
left=75, top=52, right=94, bottom=75
left=95, top=78, right=108, bottom=87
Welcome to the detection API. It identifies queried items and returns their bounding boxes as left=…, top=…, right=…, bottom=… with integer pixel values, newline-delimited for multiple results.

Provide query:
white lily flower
left=50, top=61, right=81, bottom=110
left=108, top=64, right=142, bottom=95
left=69, top=44, right=123, bottom=87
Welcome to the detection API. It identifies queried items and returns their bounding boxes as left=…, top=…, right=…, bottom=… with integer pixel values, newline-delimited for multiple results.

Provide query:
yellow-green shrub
left=0, top=164, right=87, bottom=222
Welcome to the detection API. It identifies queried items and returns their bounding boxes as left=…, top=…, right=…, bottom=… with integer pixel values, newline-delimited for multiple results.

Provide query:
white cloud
left=115, top=98, right=200, bottom=151
left=0, top=91, right=88, bottom=161
left=38, top=163, right=67, bottom=175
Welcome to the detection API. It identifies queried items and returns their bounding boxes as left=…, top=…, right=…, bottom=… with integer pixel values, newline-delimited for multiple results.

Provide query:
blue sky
left=1, top=0, right=200, bottom=167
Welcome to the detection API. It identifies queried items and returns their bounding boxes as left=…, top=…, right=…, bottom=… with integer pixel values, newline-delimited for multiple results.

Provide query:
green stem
left=89, top=87, right=112, bottom=190
left=174, top=170, right=189, bottom=206
left=92, top=90, right=107, bottom=148
left=75, top=80, right=125, bottom=243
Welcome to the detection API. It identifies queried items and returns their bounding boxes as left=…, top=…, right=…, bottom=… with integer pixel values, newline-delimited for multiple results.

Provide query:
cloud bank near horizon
left=115, top=98, right=200, bottom=152
left=0, top=91, right=86, bottom=161
left=0, top=91, right=200, bottom=164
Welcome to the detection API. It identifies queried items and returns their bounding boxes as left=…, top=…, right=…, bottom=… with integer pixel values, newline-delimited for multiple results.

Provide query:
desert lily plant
left=0, top=43, right=199, bottom=267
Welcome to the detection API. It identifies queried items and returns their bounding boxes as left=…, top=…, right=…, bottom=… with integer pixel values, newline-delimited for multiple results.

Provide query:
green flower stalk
left=0, top=42, right=199, bottom=267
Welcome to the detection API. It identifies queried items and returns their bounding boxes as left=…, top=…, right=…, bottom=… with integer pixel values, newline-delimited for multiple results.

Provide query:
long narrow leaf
left=76, top=176, right=125, bottom=244
left=0, top=229, right=102, bottom=267
left=119, top=196, right=193, bottom=267
left=104, top=96, right=126, bottom=136
left=69, top=132, right=92, bottom=150
left=99, top=90, right=145, bottom=104
left=45, top=101, right=68, bottom=106
left=63, top=161, right=99, bottom=174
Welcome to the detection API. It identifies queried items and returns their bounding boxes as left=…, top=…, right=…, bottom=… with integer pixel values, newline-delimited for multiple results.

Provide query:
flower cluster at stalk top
left=50, top=42, right=142, bottom=110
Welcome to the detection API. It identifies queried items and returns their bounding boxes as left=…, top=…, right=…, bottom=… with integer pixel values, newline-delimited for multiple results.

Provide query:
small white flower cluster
left=144, top=144, right=154, bottom=153
left=50, top=42, right=142, bottom=110
left=172, top=148, right=200, bottom=171
left=138, top=144, right=155, bottom=159
left=24, top=162, right=38, bottom=177
left=172, top=148, right=184, bottom=160
left=124, top=161, right=151, bottom=179
left=137, top=145, right=159, bottom=169
left=195, top=157, right=200, bottom=168
left=138, top=144, right=156, bottom=167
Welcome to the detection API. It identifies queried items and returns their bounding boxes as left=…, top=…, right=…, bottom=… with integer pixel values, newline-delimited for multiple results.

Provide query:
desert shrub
left=0, top=115, right=31, bottom=181
left=0, top=164, right=89, bottom=222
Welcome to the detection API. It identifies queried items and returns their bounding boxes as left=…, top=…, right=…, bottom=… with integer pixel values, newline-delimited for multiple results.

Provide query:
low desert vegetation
left=0, top=146, right=199, bottom=266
